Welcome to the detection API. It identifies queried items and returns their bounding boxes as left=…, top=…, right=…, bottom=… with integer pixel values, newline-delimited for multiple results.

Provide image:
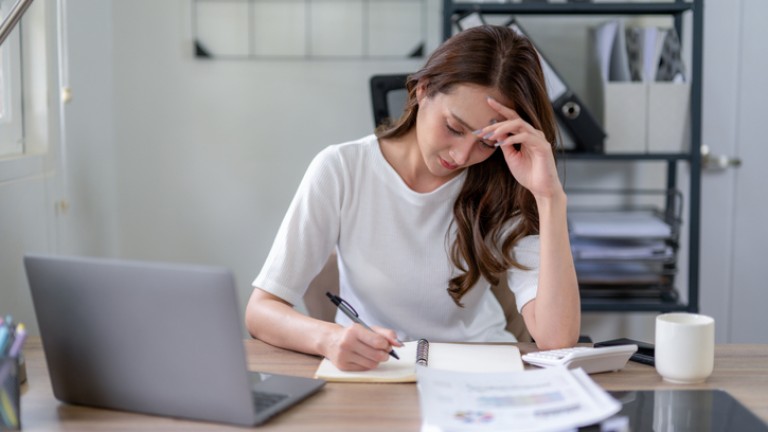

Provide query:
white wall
left=58, top=0, right=119, bottom=258
left=0, top=0, right=61, bottom=335
left=101, top=1, right=677, bottom=342
left=699, top=0, right=768, bottom=343
left=3, top=0, right=761, bottom=342
left=0, top=173, right=51, bottom=335
left=108, top=0, right=436, bottom=314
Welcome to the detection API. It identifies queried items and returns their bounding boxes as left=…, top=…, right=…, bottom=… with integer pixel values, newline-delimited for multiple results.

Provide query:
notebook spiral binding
left=416, top=339, right=429, bottom=366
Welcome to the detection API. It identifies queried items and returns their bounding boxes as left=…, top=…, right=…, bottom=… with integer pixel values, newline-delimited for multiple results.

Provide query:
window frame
left=0, top=0, right=59, bottom=184
left=0, top=6, right=24, bottom=159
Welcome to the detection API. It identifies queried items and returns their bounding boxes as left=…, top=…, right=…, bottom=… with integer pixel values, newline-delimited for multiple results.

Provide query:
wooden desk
left=18, top=338, right=768, bottom=431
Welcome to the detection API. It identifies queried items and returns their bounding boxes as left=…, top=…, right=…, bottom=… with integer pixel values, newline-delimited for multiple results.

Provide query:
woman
left=246, top=25, right=580, bottom=371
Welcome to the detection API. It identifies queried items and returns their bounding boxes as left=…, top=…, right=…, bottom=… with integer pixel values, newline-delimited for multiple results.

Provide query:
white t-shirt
left=253, top=134, right=540, bottom=342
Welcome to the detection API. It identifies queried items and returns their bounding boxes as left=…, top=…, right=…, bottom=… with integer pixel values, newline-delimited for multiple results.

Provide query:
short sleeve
left=252, top=146, right=344, bottom=306
left=506, top=235, right=540, bottom=313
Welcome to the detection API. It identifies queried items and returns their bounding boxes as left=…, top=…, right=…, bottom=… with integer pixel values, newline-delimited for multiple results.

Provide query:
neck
left=380, top=130, right=459, bottom=193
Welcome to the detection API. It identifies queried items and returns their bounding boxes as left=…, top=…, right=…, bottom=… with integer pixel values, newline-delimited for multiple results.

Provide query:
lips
left=439, top=157, right=458, bottom=170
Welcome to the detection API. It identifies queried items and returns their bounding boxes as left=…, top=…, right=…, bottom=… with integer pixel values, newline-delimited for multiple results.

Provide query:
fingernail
left=472, top=129, right=483, bottom=135
left=483, top=133, right=494, bottom=139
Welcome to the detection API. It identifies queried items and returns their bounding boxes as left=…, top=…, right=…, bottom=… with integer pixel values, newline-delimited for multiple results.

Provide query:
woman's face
left=415, top=83, right=506, bottom=178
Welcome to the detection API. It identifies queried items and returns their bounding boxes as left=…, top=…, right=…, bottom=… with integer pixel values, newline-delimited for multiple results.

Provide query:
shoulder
left=297, top=135, right=379, bottom=197
left=308, top=134, right=379, bottom=177
left=315, top=134, right=377, bottom=159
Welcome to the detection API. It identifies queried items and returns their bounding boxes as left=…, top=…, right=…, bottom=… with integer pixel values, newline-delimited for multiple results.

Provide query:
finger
left=336, top=351, right=382, bottom=371
left=483, top=100, right=545, bottom=141
left=476, top=120, right=525, bottom=151
left=489, top=120, right=547, bottom=146
left=472, top=118, right=517, bottom=139
left=357, top=343, right=392, bottom=364
left=495, top=131, right=531, bottom=146
left=336, top=327, right=390, bottom=367
left=496, top=137, right=523, bottom=153
left=490, top=117, right=541, bottom=138
left=350, top=325, right=394, bottom=360
left=371, top=326, right=403, bottom=347
left=486, top=96, right=521, bottom=120
left=496, top=141, right=523, bottom=153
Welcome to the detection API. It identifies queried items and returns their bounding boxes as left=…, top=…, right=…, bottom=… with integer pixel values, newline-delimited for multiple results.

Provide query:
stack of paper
left=417, top=366, right=621, bottom=432
left=568, top=209, right=676, bottom=290
left=568, top=209, right=672, bottom=239
left=571, top=238, right=673, bottom=261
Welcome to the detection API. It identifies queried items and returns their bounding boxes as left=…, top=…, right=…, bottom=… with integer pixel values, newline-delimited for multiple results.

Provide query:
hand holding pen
left=326, top=292, right=401, bottom=361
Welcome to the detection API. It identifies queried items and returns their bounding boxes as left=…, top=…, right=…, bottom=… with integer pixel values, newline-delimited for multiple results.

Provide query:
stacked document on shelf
left=575, top=261, right=673, bottom=286
left=568, top=209, right=672, bottom=239
left=571, top=238, right=673, bottom=261
left=568, top=208, right=677, bottom=291
left=417, top=365, right=620, bottom=432
left=595, top=19, right=686, bottom=84
left=590, top=18, right=691, bottom=153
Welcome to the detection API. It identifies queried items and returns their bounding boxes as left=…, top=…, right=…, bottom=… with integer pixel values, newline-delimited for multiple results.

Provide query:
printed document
left=417, top=365, right=620, bottom=432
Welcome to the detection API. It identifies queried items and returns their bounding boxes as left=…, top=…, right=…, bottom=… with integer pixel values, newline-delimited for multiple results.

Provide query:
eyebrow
left=450, top=112, right=495, bottom=147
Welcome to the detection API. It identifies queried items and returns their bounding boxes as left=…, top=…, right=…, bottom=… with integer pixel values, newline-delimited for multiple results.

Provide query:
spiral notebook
left=314, top=339, right=523, bottom=383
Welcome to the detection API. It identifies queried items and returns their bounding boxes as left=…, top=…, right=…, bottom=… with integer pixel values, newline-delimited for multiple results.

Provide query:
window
left=192, top=0, right=427, bottom=60
left=0, top=0, right=26, bottom=159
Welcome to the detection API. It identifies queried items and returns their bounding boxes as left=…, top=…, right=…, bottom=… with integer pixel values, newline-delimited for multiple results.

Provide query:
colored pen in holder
left=0, top=356, right=21, bottom=431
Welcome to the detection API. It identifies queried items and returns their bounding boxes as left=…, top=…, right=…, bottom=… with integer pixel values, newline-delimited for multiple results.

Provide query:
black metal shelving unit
left=442, top=0, right=702, bottom=313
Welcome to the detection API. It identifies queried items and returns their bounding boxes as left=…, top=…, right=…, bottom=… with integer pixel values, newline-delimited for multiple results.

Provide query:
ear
left=415, top=79, right=428, bottom=103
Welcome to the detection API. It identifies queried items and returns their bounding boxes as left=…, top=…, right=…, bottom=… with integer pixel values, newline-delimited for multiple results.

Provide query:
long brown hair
left=375, top=25, right=558, bottom=306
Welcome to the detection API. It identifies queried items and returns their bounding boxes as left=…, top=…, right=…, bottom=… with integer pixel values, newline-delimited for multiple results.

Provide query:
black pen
left=325, top=292, right=400, bottom=360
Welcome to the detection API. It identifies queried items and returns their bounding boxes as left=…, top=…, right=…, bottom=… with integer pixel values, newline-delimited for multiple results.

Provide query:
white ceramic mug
left=655, top=313, right=715, bottom=384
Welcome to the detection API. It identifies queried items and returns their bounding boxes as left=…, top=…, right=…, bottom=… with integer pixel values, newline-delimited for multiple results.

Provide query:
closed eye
left=446, top=123, right=463, bottom=137
left=447, top=122, right=494, bottom=149
left=478, top=140, right=496, bottom=150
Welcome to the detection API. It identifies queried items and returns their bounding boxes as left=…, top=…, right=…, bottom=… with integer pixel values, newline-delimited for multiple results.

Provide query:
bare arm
left=521, top=191, right=581, bottom=349
left=478, top=97, right=581, bottom=348
left=245, top=287, right=401, bottom=370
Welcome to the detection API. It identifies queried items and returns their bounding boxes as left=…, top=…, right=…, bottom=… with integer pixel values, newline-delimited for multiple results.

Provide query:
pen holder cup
left=0, top=356, right=21, bottom=431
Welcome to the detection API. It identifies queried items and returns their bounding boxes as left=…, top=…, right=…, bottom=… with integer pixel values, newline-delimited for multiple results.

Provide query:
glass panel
left=367, top=1, right=423, bottom=57
left=195, top=1, right=250, bottom=57
left=0, top=0, right=24, bottom=158
left=309, top=0, right=363, bottom=57
left=252, top=1, right=306, bottom=57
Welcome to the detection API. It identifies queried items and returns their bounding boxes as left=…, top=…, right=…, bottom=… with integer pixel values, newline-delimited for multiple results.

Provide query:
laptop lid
left=24, top=254, right=325, bottom=426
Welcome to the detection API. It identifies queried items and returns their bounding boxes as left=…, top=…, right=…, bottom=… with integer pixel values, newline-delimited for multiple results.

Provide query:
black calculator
left=594, top=338, right=655, bottom=366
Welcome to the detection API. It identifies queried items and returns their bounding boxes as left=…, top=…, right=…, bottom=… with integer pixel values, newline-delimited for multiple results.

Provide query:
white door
left=699, top=0, right=768, bottom=342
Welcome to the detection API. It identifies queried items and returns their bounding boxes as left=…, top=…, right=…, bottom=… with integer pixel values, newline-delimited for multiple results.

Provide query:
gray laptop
left=24, top=254, right=325, bottom=426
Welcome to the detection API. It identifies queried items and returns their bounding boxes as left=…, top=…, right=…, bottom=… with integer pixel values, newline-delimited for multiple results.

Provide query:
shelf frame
left=442, top=0, right=703, bottom=314
left=442, top=1, right=696, bottom=40
left=582, top=297, right=689, bottom=313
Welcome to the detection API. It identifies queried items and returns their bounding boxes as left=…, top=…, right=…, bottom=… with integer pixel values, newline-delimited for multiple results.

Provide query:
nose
left=449, top=139, right=474, bottom=166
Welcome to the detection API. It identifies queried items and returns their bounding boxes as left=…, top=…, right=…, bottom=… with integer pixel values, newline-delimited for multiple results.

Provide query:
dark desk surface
left=18, top=337, right=768, bottom=431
